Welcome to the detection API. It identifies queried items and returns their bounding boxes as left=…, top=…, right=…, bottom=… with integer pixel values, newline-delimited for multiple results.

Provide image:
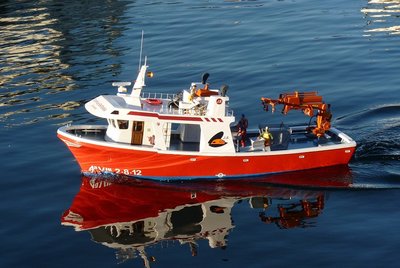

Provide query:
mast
left=131, top=31, right=148, bottom=97
left=138, top=30, right=144, bottom=72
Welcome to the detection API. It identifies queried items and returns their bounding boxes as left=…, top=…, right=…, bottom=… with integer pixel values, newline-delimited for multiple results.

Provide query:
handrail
left=141, top=92, right=177, bottom=100
left=140, top=92, right=234, bottom=117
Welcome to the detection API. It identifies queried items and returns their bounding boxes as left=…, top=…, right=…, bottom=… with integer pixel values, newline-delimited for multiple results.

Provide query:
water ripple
left=336, top=104, right=400, bottom=174
left=0, top=1, right=130, bottom=127
left=362, top=0, right=400, bottom=35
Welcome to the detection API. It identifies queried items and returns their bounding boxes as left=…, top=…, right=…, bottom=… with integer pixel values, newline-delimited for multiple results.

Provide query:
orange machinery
left=261, top=91, right=332, bottom=137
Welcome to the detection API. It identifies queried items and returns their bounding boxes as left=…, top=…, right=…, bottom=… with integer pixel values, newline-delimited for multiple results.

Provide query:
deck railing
left=140, top=91, right=234, bottom=117
left=141, top=92, right=178, bottom=100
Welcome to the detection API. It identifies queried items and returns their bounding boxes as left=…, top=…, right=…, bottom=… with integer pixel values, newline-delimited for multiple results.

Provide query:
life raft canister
left=145, top=98, right=163, bottom=105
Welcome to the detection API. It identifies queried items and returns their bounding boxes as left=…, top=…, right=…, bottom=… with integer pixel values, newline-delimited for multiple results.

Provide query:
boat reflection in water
left=62, top=166, right=352, bottom=266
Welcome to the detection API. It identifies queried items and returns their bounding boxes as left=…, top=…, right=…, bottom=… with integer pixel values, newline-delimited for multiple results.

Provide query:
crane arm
left=261, top=91, right=332, bottom=137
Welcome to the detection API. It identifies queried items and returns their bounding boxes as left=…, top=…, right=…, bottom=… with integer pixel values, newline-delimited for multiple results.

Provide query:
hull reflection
left=62, top=166, right=352, bottom=266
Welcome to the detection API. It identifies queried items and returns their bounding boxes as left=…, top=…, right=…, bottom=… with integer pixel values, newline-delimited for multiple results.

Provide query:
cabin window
left=118, top=120, right=129, bottom=130
left=111, top=119, right=117, bottom=128
left=132, top=121, right=143, bottom=131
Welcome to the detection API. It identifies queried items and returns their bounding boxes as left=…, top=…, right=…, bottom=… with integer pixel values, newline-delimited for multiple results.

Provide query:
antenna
left=138, top=30, right=144, bottom=72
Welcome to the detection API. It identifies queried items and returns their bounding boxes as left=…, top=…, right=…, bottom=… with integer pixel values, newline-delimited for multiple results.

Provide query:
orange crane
left=261, top=91, right=332, bottom=137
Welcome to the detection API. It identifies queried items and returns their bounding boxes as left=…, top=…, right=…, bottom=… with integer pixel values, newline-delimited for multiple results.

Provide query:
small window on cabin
left=111, top=119, right=117, bottom=128
left=133, top=121, right=143, bottom=131
left=118, top=120, right=129, bottom=129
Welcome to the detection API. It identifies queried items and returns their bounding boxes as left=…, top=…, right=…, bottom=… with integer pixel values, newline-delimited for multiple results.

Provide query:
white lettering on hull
left=88, top=165, right=142, bottom=176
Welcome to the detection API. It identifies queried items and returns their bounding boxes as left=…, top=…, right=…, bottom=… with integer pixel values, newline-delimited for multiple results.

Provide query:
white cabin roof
left=85, top=87, right=234, bottom=123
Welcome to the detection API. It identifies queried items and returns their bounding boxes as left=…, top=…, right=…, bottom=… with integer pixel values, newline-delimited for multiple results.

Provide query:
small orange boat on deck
left=57, top=54, right=356, bottom=181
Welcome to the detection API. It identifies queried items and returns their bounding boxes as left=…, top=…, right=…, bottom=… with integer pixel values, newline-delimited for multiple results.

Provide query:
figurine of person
left=237, top=114, right=248, bottom=130
left=237, top=127, right=246, bottom=147
left=189, top=85, right=197, bottom=101
left=260, top=126, right=273, bottom=151
left=236, top=114, right=248, bottom=149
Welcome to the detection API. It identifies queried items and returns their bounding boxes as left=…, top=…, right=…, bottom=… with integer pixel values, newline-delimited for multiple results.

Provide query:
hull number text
left=88, top=165, right=142, bottom=176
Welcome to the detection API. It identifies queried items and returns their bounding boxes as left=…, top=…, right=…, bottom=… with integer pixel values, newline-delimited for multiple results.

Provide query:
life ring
left=145, top=98, right=163, bottom=105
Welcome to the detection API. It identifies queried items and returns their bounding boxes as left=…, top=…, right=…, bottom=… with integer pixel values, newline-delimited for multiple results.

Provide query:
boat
left=62, top=176, right=326, bottom=265
left=57, top=56, right=356, bottom=181
left=62, top=168, right=352, bottom=265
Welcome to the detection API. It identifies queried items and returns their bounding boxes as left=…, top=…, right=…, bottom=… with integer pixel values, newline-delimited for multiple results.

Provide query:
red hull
left=62, top=167, right=351, bottom=230
left=58, top=132, right=355, bottom=180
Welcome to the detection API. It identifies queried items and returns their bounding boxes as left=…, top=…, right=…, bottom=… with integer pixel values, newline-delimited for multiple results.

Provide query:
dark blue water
left=1, top=0, right=399, bottom=267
